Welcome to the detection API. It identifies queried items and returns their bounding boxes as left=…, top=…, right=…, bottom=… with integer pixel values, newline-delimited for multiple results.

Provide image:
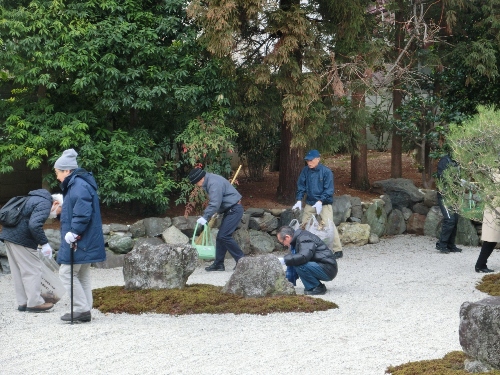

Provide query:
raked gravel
left=0, top=235, right=495, bottom=375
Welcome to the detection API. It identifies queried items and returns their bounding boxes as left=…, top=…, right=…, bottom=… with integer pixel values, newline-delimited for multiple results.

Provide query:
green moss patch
left=93, top=284, right=338, bottom=315
left=476, top=272, right=500, bottom=296
left=386, top=351, right=500, bottom=375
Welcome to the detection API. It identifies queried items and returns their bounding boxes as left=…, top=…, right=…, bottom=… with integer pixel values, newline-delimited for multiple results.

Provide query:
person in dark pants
left=436, top=154, right=462, bottom=254
left=188, top=168, right=244, bottom=271
left=277, top=225, right=338, bottom=295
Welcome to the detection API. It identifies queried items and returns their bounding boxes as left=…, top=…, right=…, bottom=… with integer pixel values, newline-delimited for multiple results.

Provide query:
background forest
left=1, top=0, right=500, bottom=214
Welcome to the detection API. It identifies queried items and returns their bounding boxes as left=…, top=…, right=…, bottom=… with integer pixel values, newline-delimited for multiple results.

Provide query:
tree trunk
left=350, top=91, right=370, bottom=190
left=277, top=120, right=302, bottom=204
left=391, top=4, right=405, bottom=178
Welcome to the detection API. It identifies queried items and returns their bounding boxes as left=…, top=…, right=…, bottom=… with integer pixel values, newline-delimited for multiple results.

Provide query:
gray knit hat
left=54, top=149, right=79, bottom=170
left=188, top=168, right=206, bottom=184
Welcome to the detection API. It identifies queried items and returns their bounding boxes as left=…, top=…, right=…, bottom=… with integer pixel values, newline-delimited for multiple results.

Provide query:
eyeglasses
left=278, top=235, right=289, bottom=245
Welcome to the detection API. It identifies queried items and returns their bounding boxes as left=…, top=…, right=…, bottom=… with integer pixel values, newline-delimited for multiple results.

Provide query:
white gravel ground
left=0, top=235, right=495, bottom=375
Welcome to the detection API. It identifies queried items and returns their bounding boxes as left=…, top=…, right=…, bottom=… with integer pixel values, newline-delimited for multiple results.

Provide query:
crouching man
left=277, top=225, right=338, bottom=295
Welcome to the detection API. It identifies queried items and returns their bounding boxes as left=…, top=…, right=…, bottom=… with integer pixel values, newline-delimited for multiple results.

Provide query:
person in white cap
left=292, top=149, right=343, bottom=259
left=54, top=148, right=106, bottom=323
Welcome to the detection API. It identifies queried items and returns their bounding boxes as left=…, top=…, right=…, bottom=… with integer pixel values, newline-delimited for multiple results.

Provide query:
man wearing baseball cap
left=292, top=149, right=343, bottom=259
left=188, top=168, right=244, bottom=271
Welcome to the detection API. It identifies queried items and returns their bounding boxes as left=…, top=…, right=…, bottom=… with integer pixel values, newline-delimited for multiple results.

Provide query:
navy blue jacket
left=0, top=189, right=52, bottom=250
left=57, top=168, right=106, bottom=265
left=296, top=164, right=334, bottom=205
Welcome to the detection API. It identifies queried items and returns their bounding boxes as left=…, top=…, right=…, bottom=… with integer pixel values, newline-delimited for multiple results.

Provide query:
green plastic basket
left=192, top=223, right=216, bottom=260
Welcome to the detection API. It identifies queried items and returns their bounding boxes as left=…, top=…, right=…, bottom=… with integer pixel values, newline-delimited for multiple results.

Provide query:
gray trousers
left=5, top=241, right=45, bottom=307
left=59, top=263, right=92, bottom=313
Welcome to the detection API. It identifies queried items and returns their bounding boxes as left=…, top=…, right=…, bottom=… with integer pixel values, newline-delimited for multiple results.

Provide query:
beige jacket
left=481, top=173, right=500, bottom=242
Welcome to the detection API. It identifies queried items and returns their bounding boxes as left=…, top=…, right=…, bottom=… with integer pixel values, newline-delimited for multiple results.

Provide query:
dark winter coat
left=284, top=229, right=338, bottom=280
left=0, top=189, right=52, bottom=250
left=296, top=164, right=334, bottom=206
left=56, top=168, right=106, bottom=265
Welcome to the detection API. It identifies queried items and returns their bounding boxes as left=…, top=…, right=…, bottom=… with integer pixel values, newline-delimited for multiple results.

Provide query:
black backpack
left=0, top=195, right=29, bottom=227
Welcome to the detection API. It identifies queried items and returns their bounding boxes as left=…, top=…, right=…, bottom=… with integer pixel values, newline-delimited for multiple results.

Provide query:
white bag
left=39, top=259, right=66, bottom=304
left=305, top=215, right=335, bottom=250
left=288, top=219, right=300, bottom=230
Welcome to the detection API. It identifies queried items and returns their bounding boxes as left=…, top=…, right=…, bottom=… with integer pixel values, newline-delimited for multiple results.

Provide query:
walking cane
left=69, top=236, right=81, bottom=325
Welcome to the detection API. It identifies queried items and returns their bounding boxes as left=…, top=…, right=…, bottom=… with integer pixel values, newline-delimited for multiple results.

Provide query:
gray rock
left=332, top=195, right=352, bottom=225
left=108, top=235, right=135, bottom=254
left=233, top=228, right=251, bottom=255
left=386, top=209, right=406, bottom=235
left=248, top=212, right=279, bottom=233
left=424, top=206, right=443, bottom=238
left=123, top=242, right=198, bottom=290
left=267, top=208, right=284, bottom=216
left=412, top=202, right=429, bottom=216
left=172, top=216, right=202, bottom=238
left=134, top=237, right=165, bottom=247
left=460, top=297, right=500, bottom=370
left=347, top=217, right=361, bottom=223
left=338, top=223, right=370, bottom=246
left=456, top=216, right=480, bottom=246
left=249, top=230, right=275, bottom=254
left=406, top=213, right=426, bottom=235
left=401, top=207, right=413, bottom=221
left=372, top=178, right=424, bottom=210
left=143, top=217, right=172, bottom=237
left=44, top=229, right=61, bottom=251
left=245, top=208, right=265, bottom=217
left=464, top=359, right=493, bottom=373
left=162, top=225, right=189, bottom=245
left=362, top=199, right=387, bottom=237
left=422, top=189, right=438, bottom=207
left=368, top=233, right=380, bottom=244
left=129, top=220, right=146, bottom=238
left=381, top=195, right=392, bottom=215
left=109, top=223, right=130, bottom=232
left=93, top=250, right=125, bottom=269
left=239, top=213, right=251, bottom=230
left=349, top=196, right=363, bottom=220
left=102, top=224, right=111, bottom=235
left=222, top=255, right=295, bottom=297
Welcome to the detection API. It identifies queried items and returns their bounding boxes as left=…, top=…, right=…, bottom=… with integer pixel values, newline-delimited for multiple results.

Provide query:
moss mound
left=386, top=351, right=500, bottom=375
left=93, top=284, right=338, bottom=315
left=476, top=272, right=500, bottom=296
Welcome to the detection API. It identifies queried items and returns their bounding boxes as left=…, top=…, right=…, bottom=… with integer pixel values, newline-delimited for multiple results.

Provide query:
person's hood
left=28, top=189, right=53, bottom=202
left=62, top=168, right=98, bottom=191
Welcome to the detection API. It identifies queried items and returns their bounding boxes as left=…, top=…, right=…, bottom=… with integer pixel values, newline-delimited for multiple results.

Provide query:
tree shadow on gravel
left=93, top=284, right=338, bottom=315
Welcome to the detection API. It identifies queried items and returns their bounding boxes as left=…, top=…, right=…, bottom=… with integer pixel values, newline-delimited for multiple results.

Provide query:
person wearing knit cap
left=54, top=149, right=106, bottom=323
left=188, top=168, right=244, bottom=271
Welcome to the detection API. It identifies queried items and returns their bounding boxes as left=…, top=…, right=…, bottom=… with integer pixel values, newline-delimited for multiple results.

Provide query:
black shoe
left=205, top=263, right=225, bottom=272
left=18, top=305, right=27, bottom=312
left=436, top=243, right=449, bottom=254
left=448, top=245, right=462, bottom=253
left=304, top=283, right=327, bottom=296
left=61, top=310, right=92, bottom=322
left=475, top=266, right=495, bottom=273
left=334, top=251, right=343, bottom=259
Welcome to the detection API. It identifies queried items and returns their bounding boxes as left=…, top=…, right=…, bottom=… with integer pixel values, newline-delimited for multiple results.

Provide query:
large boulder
left=406, top=213, right=426, bottom=235
left=332, top=195, right=352, bottom=225
left=386, top=209, right=406, bottom=235
left=233, top=228, right=251, bottom=255
left=459, top=297, right=500, bottom=370
left=222, top=255, right=295, bottom=297
left=249, top=212, right=279, bottom=232
left=424, top=206, right=443, bottom=238
left=249, top=230, right=275, bottom=254
left=371, top=178, right=424, bottom=210
left=362, top=199, right=387, bottom=237
left=456, top=216, right=480, bottom=246
left=123, top=240, right=198, bottom=290
left=162, top=225, right=189, bottom=245
left=143, top=217, right=172, bottom=238
left=349, top=196, right=363, bottom=220
left=108, top=234, right=135, bottom=254
left=338, top=223, right=370, bottom=246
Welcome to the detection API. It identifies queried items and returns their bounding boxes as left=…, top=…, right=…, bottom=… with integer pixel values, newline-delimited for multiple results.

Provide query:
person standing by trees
left=292, top=150, right=343, bottom=259
left=188, top=168, right=244, bottom=272
left=55, top=149, right=106, bottom=323
left=435, top=151, right=462, bottom=254
left=0, top=189, right=58, bottom=312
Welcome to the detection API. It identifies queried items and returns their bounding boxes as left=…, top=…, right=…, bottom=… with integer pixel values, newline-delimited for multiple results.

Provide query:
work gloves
left=292, top=201, right=302, bottom=211
left=64, top=232, right=79, bottom=244
left=197, top=217, right=207, bottom=226
left=41, top=243, right=53, bottom=258
left=312, top=201, right=323, bottom=215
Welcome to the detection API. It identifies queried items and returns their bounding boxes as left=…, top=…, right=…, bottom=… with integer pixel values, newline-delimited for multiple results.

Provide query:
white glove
left=197, top=217, right=207, bottom=226
left=64, top=232, right=79, bottom=244
left=277, top=257, right=285, bottom=266
left=313, top=201, right=323, bottom=215
left=292, top=201, right=302, bottom=211
left=41, top=243, right=53, bottom=258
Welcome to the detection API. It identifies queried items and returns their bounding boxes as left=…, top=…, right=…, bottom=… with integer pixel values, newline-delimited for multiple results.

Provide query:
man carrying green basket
left=188, top=168, right=244, bottom=272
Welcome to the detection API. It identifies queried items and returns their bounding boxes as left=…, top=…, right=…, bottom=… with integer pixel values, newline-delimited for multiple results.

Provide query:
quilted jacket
left=56, top=168, right=106, bottom=265
left=0, top=189, right=52, bottom=250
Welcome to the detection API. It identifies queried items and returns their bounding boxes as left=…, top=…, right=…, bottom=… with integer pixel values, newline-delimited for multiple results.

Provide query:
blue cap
left=304, top=150, right=320, bottom=161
